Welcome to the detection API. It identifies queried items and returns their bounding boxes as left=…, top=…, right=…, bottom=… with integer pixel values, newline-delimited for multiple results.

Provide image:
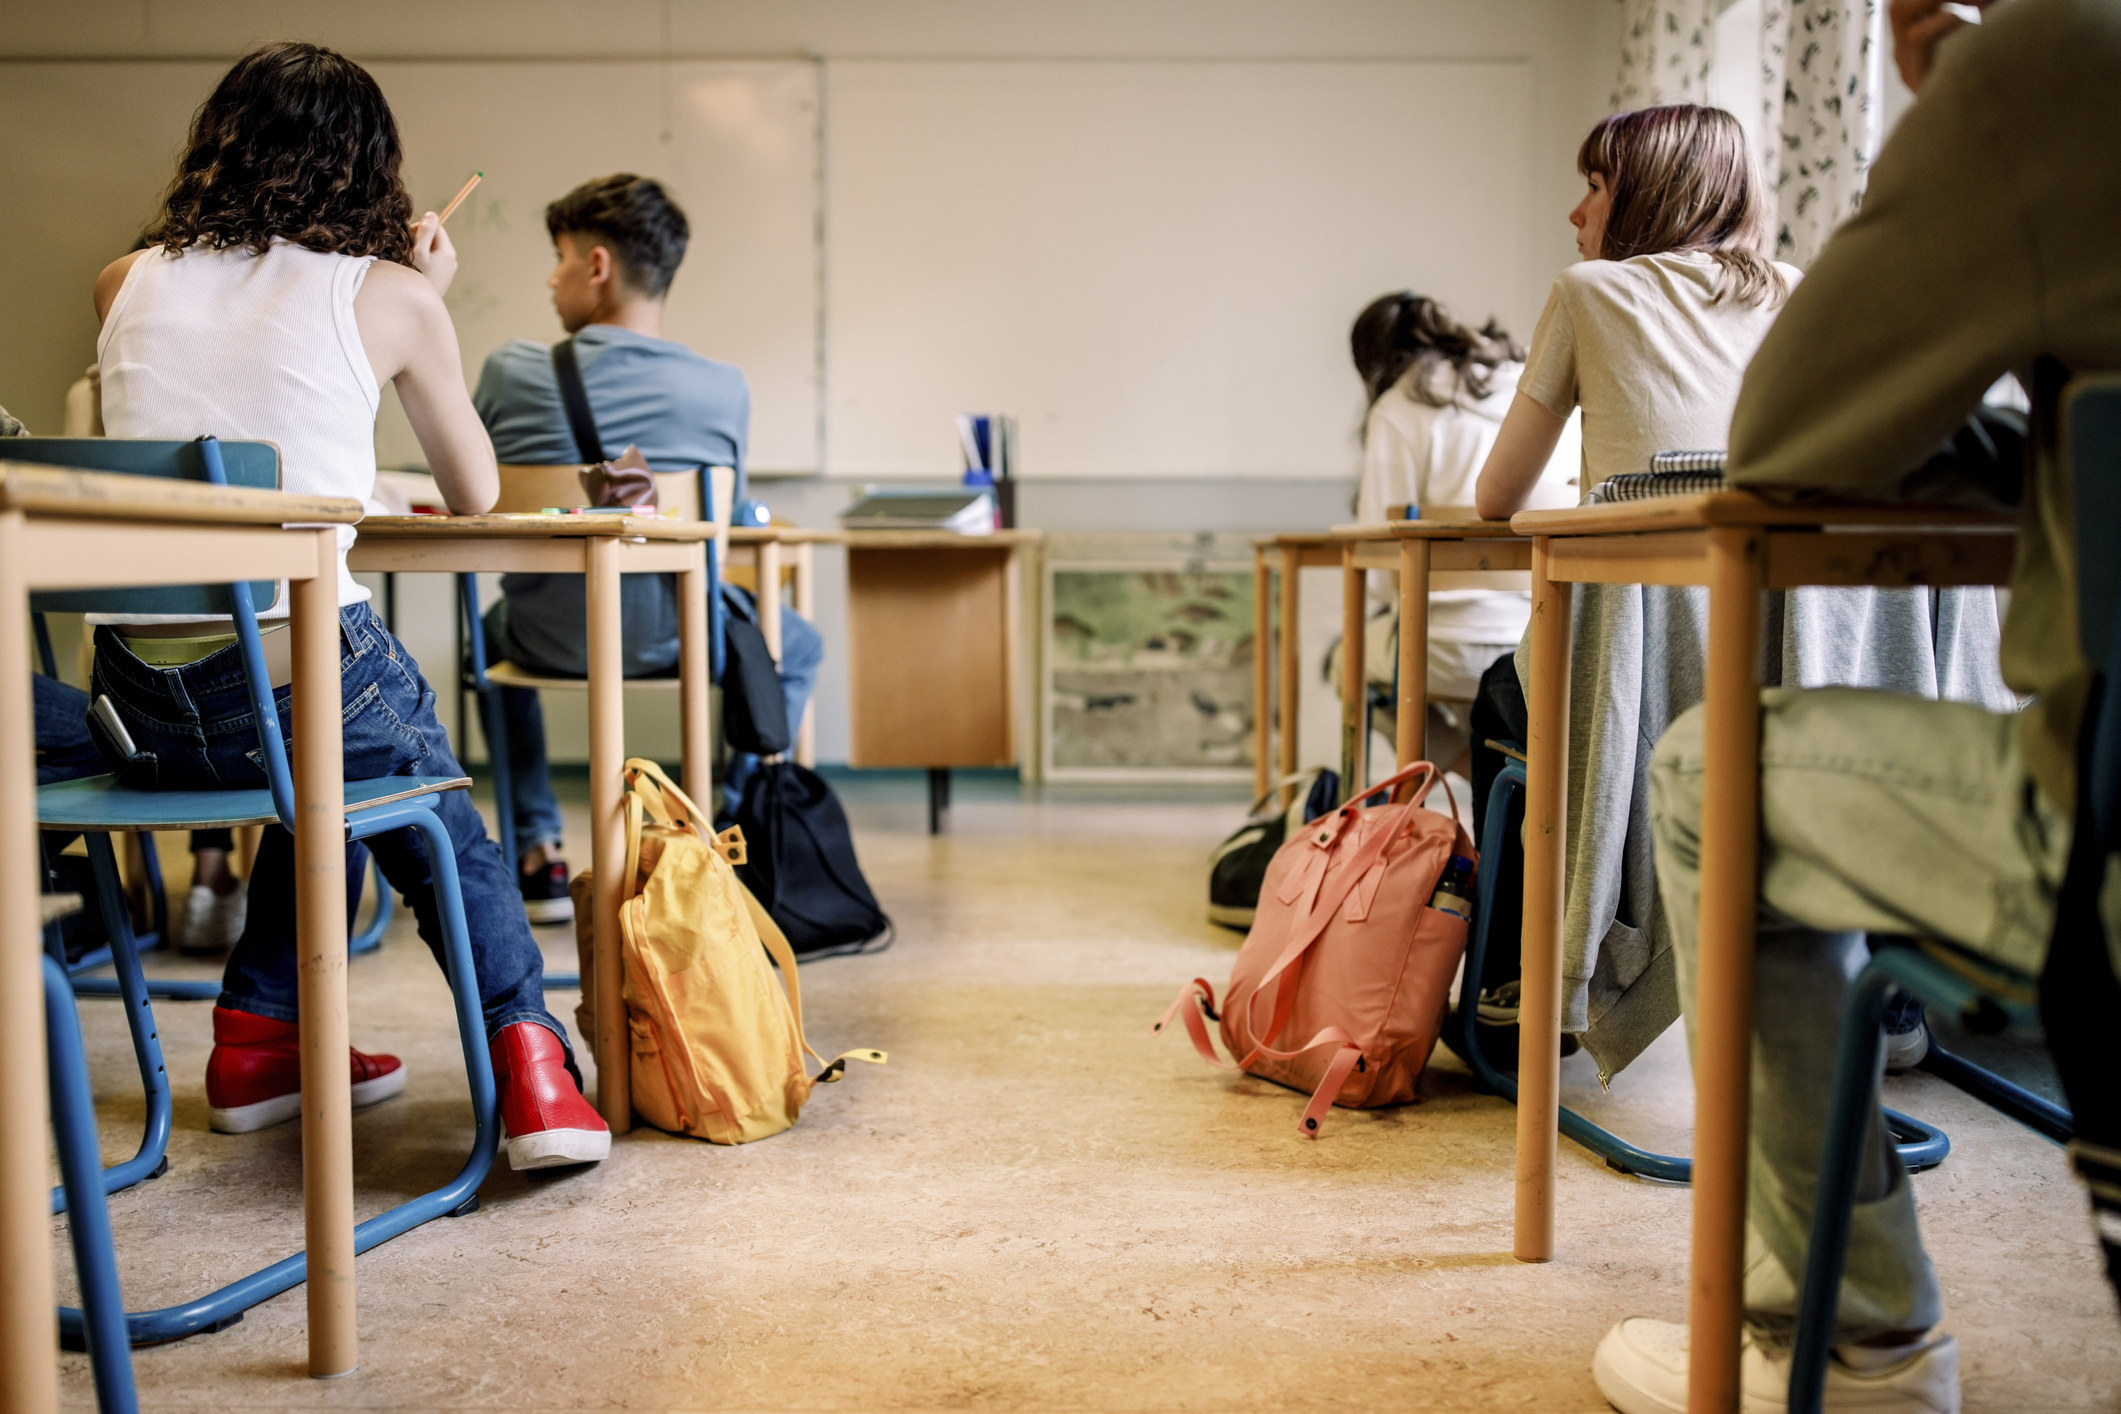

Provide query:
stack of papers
left=839, top=487, right=998, bottom=535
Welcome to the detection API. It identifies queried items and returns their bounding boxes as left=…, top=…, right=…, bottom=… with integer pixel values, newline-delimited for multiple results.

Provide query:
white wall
left=1, top=0, right=1619, bottom=765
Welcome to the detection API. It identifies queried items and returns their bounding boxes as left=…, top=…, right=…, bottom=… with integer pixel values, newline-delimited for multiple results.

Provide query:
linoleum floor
left=48, top=775, right=2121, bottom=1411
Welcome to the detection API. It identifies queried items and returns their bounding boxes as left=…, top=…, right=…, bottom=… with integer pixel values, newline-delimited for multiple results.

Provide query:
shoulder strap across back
left=550, top=338, right=606, bottom=464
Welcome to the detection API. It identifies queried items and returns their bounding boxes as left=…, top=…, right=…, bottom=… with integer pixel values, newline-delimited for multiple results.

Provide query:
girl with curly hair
left=90, top=41, right=610, bottom=1173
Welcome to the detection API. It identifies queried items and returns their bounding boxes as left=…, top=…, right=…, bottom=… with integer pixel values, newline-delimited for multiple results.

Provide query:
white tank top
left=98, top=240, right=380, bottom=611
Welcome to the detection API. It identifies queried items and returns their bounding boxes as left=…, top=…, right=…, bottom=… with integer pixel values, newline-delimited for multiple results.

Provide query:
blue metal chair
left=1453, top=757, right=1951, bottom=1182
left=1788, top=377, right=2120, bottom=1412
left=43, top=912, right=139, bottom=1413
left=30, top=436, right=499, bottom=1348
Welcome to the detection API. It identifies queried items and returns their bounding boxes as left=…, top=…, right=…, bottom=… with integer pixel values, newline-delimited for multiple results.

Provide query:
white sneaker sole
left=209, top=1066, right=409, bottom=1134
left=506, top=1126, right=611, bottom=1171
left=1593, top=1342, right=1684, bottom=1414
left=523, top=895, right=575, bottom=925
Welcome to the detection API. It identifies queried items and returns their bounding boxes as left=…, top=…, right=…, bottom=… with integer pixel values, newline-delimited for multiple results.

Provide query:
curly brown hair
left=145, top=42, right=414, bottom=264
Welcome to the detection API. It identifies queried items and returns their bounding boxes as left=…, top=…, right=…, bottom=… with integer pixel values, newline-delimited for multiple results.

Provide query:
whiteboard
left=0, top=59, right=821, bottom=471
left=824, top=60, right=1536, bottom=481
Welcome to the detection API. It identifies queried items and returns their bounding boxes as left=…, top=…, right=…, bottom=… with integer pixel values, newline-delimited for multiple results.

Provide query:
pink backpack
left=1158, top=761, right=1474, bottom=1137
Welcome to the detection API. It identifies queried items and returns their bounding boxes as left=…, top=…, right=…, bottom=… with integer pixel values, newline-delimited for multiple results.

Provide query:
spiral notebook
left=1591, top=450, right=1728, bottom=503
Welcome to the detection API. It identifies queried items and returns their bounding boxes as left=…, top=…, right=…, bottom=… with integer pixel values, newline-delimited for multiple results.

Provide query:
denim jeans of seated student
left=1649, top=687, right=2071, bottom=1347
left=481, top=581, right=824, bottom=856
left=34, top=671, right=252, bottom=891
left=89, top=603, right=575, bottom=1068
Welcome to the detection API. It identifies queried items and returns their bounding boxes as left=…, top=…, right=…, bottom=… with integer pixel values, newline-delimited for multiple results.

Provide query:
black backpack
left=729, top=762, right=892, bottom=959
left=1206, top=769, right=1339, bottom=930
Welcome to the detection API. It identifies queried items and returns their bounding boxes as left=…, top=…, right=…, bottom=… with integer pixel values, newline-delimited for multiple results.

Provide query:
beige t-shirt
left=1518, top=251, right=1801, bottom=495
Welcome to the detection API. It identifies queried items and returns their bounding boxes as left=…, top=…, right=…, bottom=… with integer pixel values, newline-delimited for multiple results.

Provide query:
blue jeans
left=90, top=604, right=572, bottom=1062
left=482, top=583, right=823, bottom=856
left=34, top=672, right=105, bottom=787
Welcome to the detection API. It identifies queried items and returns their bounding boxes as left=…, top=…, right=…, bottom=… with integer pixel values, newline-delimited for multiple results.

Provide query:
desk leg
left=292, top=530, right=354, bottom=1377
left=1253, top=547, right=1271, bottom=801
left=1689, top=526, right=1765, bottom=1414
left=1340, top=547, right=1366, bottom=795
left=678, top=545, right=712, bottom=808
left=759, top=539, right=784, bottom=661
left=1278, top=546, right=1301, bottom=808
left=1517, top=537, right=1570, bottom=1263
left=1396, top=539, right=1430, bottom=771
left=794, top=543, right=816, bottom=767
left=0, top=514, right=59, bottom=1412
left=585, top=537, right=630, bottom=1132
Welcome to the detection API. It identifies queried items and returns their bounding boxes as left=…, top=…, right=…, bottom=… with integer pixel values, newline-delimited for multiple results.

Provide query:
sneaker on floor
left=1882, top=993, right=1930, bottom=1073
left=1592, top=1316, right=1959, bottom=1414
left=177, top=882, right=247, bottom=956
left=518, top=861, right=574, bottom=925
left=492, top=1020, right=610, bottom=1171
left=1468, top=980, right=1582, bottom=1060
left=205, top=1006, right=406, bottom=1134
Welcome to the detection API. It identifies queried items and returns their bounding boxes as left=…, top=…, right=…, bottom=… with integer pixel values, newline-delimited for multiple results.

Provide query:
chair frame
left=1452, top=759, right=1952, bottom=1183
left=34, top=437, right=499, bottom=1351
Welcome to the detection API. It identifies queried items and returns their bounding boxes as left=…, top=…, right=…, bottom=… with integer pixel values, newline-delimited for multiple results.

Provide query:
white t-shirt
left=1356, top=361, right=1578, bottom=643
left=99, top=241, right=382, bottom=613
left=1517, top=251, right=1802, bottom=495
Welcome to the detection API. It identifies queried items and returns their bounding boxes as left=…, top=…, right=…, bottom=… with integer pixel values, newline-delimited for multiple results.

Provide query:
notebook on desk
left=1591, top=450, right=1728, bottom=503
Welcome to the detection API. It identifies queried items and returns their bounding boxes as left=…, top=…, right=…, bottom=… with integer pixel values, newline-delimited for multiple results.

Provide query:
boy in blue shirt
left=473, top=174, right=822, bottom=921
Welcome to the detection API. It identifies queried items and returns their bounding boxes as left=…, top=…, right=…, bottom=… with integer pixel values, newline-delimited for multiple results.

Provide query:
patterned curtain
left=1611, top=0, right=1718, bottom=107
left=1759, top=0, right=1886, bottom=266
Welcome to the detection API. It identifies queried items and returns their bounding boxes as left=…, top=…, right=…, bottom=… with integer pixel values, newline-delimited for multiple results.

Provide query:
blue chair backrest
left=2069, top=376, right=2121, bottom=844
left=14, top=437, right=297, bottom=829
left=14, top=437, right=281, bottom=617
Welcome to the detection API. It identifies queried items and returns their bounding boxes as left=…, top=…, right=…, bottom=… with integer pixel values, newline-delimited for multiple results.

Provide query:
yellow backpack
left=573, top=759, right=883, bottom=1144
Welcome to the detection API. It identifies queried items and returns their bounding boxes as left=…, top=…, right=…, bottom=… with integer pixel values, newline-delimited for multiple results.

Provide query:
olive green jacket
left=1728, top=0, right=2121, bottom=809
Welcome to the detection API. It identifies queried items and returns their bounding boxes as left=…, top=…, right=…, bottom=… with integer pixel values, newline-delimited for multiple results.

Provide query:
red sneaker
left=491, top=1021, right=610, bottom=1170
left=205, top=1007, right=407, bottom=1134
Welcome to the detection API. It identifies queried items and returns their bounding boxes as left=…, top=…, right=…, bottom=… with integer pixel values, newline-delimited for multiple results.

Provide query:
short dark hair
left=545, top=175, right=689, bottom=298
left=146, top=42, right=414, bottom=264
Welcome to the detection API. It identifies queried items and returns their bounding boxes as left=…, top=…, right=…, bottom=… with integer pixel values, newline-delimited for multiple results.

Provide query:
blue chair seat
left=39, top=772, right=472, bottom=833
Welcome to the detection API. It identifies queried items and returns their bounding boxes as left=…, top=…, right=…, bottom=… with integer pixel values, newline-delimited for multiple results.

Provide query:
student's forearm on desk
left=1474, top=393, right=1567, bottom=519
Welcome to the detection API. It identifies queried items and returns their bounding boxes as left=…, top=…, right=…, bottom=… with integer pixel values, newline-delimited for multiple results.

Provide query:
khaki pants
left=1649, top=687, right=2068, bottom=1343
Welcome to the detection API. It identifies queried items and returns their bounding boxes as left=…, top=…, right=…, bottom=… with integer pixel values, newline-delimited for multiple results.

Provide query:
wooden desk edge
left=0, top=464, right=363, bottom=525
left=1511, top=489, right=2018, bottom=537
left=357, top=514, right=716, bottom=540
left=787, top=528, right=1043, bottom=548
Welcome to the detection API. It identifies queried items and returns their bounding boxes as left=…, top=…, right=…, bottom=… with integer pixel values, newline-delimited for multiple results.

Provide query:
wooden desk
left=1, top=464, right=361, bottom=1398
left=1328, top=518, right=1533, bottom=790
left=347, top=514, right=716, bottom=1135
left=1507, top=491, right=2016, bottom=1412
left=727, top=526, right=818, bottom=767
left=757, top=528, right=1038, bottom=830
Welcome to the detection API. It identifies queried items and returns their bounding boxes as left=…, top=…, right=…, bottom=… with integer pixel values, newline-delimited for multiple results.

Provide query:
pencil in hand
left=437, top=171, right=483, bottom=226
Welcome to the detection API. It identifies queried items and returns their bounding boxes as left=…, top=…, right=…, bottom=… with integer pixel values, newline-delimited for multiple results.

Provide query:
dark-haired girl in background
left=88, top=41, right=609, bottom=1171
left=1345, top=293, right=1576, bottom=777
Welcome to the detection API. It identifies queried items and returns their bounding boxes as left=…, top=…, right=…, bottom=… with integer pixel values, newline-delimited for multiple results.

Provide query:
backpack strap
left=1154, top=979, right=1239, bottom=1070
left=738, top=871, right=888, bottom=1084
left=1296, top=1041, right=1366, bottom=1140
left=550, top=338, right=607, bottom=464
